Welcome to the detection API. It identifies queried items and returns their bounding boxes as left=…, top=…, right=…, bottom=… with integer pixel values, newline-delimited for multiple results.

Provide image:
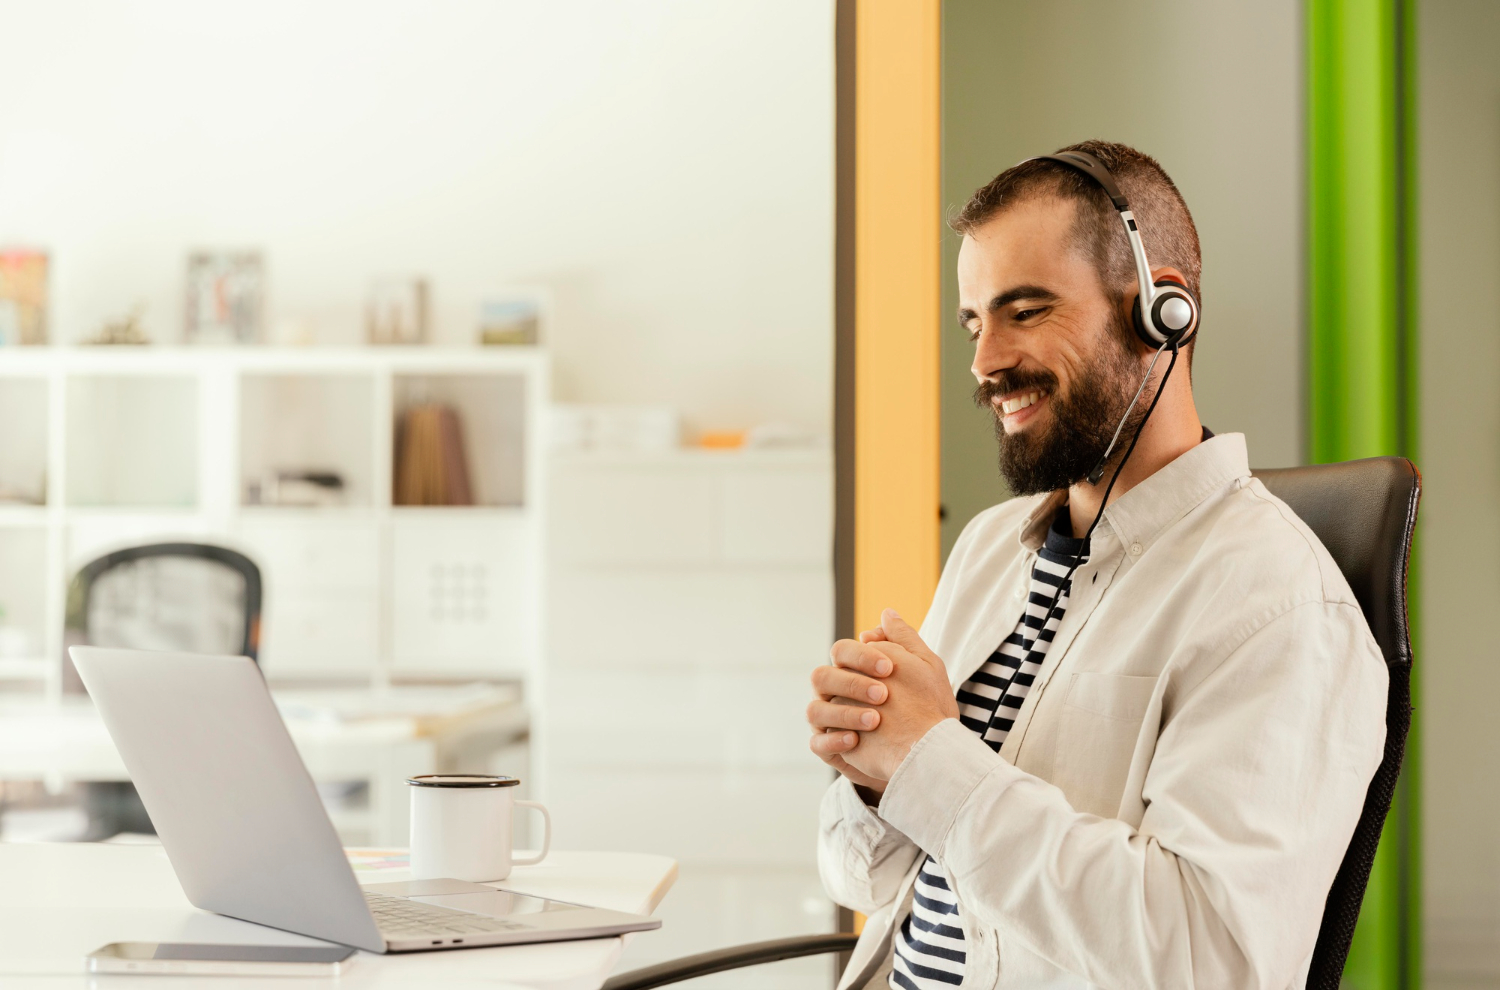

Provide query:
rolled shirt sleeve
left=819, top=774, right=925, bottom=915
left=877, top=601, right=1387, bottom=989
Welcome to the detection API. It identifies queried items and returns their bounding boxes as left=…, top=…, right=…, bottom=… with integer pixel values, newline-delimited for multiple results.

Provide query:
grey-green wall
left=1419, top=2, right=1500, bottom=982
left=940, top=0, right=1304, bottom=556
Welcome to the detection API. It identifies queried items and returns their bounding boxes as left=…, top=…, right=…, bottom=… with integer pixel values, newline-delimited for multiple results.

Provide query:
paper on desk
left=346, top=848, right=410, bottom=873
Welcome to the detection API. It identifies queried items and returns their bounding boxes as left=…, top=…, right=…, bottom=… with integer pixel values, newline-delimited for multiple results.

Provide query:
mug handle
left=512, top=800, right=551, bottom=867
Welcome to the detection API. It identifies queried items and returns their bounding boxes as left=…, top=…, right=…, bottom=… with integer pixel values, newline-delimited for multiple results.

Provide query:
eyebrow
left=956, top=285, right=1061, bottom=326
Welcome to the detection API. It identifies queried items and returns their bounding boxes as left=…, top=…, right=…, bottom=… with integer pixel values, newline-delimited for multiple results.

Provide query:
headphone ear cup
left=1131, top=280, right=1199, bottom=349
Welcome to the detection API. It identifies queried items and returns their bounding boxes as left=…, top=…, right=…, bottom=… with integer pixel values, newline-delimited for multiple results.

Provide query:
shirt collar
left=1018, top=432, right=1251, bottom=553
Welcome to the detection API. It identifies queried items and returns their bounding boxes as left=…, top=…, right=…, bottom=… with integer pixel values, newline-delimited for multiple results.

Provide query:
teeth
left=1001, top=391, right=1042, bottom=415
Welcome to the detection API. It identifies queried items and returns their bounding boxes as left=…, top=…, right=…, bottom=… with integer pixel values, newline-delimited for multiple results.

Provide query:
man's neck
left=1064, top=388, right=1204, bottom=538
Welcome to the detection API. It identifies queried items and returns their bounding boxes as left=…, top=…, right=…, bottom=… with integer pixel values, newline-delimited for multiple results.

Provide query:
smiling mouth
left=997, top=390, right=1045, bottom=416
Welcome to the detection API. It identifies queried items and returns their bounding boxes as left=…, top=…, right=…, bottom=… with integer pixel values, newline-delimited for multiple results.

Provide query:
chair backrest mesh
left=62, top=542, right=263, bottom=694
left=86, top=555, right=249, bottom=656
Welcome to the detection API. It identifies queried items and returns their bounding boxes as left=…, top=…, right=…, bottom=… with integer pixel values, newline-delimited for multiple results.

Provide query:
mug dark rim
left=406, top=774, right=521, bottom=788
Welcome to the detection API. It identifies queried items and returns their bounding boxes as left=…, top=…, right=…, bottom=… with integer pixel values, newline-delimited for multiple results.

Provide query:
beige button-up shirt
left=820, top=434, right=1387, bottom=990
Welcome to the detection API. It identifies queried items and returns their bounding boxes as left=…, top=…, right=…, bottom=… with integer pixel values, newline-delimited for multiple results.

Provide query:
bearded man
left=807, top=141, right=1387, bottom=990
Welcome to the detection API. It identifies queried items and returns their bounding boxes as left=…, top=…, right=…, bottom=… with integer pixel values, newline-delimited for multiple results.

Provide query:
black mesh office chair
left=602, top=457, right=1420, bottom=990
left=63, top=542, right=262, bottom=839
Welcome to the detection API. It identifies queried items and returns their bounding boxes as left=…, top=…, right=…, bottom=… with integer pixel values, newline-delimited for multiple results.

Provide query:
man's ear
left=1150, top=265, right=1190, bottom=290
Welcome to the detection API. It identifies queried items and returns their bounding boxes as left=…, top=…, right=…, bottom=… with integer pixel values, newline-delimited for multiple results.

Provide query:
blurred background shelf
left=0, top=346, right=548, bottom=849
left=0, top=346, right=547, bottom=701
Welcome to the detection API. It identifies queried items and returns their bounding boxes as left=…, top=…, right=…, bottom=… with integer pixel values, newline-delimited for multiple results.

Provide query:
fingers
left=858, top=626, right=888, bottom=644
left=828, top=638, right=894, bottom=677
left=811, top=664, right=888, bottom=704
left=879, top=609, right=931, bottom=656
left=806, top=698, right=880, bottom=732
left=809, top=728, right=859, bottom=759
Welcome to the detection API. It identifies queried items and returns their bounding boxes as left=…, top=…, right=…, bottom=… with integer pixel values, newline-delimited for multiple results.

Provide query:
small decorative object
left=245, top=470, right=346, bottom=507
left=547, top=404, right=680, bottom=452
left=478, top=297, right=539, bottom=346
left=394, top=404, right=474, bottom=505
left=697, top=430, right=746, bottom=450
left=367, top=277, right=429, bottom=345
left=85, top=304, right=151, bottom=346
left=0, top=249, right=49, bottom=346
left=185, top=251, right=265, bottom=345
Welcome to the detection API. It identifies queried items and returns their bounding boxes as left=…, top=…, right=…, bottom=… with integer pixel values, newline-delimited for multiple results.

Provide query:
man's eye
left=1014, top=308, right=1044, bottom=322
left=966, top=326, right=981, bottom=343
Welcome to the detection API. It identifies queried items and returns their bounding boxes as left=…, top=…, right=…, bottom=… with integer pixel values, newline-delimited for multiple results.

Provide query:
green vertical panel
left=1307, top=1, right=1418, bottom=988
left=1308, top=0, right=1398, bottom=464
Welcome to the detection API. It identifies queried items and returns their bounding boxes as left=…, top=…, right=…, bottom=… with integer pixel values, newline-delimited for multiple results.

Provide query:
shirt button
left=1128, top=542, right=1143, bottom=557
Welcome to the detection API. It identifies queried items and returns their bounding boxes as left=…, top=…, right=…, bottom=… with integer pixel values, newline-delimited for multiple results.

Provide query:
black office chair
left=63, top=542, right=262, bottom=839
left=1255, top=457, right=1420, bottom=989
left=601, top=457, right=1420, bottom=990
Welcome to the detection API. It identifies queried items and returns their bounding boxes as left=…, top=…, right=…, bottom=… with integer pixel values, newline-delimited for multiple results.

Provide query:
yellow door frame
left=837, top=0, right=943, bottom=639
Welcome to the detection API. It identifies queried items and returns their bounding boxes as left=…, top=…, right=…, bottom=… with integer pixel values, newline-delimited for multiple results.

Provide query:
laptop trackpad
left=407, top=889, right=564, bottom=917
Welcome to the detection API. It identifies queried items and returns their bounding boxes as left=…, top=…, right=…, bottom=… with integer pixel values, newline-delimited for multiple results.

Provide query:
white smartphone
left=87, top=942, right=355, bottom=976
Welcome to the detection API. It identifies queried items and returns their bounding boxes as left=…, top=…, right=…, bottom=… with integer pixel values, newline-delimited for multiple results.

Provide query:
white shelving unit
left=0, top=346, right=547, bottom=702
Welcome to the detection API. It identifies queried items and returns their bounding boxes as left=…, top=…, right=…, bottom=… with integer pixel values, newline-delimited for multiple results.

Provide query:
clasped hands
left=807, top=608, right=959, bottom=796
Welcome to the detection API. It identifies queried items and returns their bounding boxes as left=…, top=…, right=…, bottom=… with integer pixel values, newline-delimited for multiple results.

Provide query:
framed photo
left=185, top=251, right=265, bottom=345
left=478, top=287, right=549, bottom=347
left=367, top=277, right=430, bottom=345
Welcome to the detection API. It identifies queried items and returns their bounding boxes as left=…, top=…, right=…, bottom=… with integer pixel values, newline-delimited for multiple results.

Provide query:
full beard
left=975, top=313, right=1151, bottom=497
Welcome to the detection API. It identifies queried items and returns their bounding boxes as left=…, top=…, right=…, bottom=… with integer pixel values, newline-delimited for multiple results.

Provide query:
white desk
left=0, top=843, right=677, bottom=990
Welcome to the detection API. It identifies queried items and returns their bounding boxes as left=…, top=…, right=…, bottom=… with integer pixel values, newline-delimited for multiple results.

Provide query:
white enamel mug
left=406, top=774, right=552, bottom=882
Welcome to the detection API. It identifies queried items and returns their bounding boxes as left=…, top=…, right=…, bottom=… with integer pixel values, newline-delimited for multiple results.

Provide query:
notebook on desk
left=70, top=645, right=660, bottom=953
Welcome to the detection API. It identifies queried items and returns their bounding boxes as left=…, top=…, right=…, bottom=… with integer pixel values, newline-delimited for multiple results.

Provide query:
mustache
left=973, top=369, right=1060, bottom=410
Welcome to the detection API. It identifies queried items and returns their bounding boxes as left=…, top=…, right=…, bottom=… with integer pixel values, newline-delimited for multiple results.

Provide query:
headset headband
left=1025, top=150, right=1197, bottom=349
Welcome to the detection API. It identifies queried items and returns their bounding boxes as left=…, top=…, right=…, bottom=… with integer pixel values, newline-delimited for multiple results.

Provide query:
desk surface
left=0, top=842, right=678, bottom=990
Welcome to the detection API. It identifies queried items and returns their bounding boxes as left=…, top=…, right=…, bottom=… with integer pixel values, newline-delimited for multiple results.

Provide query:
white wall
left=1418, top=2, right=1500, bottom=982
left=0, top=0, right=834, bottom=436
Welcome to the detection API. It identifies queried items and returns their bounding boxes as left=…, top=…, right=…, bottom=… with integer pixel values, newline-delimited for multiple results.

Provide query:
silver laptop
left=70, top=645, right=661, bottom=953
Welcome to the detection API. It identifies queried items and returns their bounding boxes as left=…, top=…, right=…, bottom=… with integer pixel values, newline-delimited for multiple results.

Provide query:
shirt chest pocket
left=1050, top=672, right=1160, bottom=818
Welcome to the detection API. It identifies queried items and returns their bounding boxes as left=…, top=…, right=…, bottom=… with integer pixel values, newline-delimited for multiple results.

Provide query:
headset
left=1024, top=149, right=1200, bottom=485
left=1009, top=150, right=1201, bottom=646
left=1033, top=150, right=1200, bottom=352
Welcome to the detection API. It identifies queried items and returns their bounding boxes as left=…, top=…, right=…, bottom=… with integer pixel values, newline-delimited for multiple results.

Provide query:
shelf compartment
left=0, top=526, right=49, bottom=670
left=65, top=375, right=198, bottom=508
left=240, top=373, right=376, bottom=508
left=0, top=376, right=48, bottom=507
left=393, top=373, right=526, bottom=508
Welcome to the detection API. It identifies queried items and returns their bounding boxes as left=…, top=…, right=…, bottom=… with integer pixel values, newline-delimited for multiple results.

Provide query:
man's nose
left=970, top=323, right=1020, bottom=383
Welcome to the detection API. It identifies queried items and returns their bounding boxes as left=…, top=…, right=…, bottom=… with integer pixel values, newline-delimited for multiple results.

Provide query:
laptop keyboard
left=364, top=891, right=530, bottom=938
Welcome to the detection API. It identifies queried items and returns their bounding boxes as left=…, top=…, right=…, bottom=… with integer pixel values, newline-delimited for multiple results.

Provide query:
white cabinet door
left=549, top=461, right=720, bottom=566
left=546, top=668, right=817, bottom=770
left=236, top=519, right=380, bottom=673
left=391, top=513, right=534, bottom=674
left=721, top=464, right=833, bottom=565
left=545, top=765, right=827, bottom=867
left=548, top=569, right=832, bottom=668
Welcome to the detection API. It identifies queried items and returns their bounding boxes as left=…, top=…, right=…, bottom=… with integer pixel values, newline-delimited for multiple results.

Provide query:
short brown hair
left=950, top=140, right=1202, bottom=309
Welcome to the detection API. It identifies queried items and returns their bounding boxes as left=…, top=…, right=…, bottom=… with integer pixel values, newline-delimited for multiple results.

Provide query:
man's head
left=952, top=140, right=1202, bottom=496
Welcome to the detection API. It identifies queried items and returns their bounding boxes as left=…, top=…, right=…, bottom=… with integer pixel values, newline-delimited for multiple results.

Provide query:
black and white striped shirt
left=890, top=508, right=1088, bottom=990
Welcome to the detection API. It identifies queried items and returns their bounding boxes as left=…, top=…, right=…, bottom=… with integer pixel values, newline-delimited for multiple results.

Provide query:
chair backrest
left=62, top=542, right=263, bottom=692
left=1251, top=457, right=1420, bottom=989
